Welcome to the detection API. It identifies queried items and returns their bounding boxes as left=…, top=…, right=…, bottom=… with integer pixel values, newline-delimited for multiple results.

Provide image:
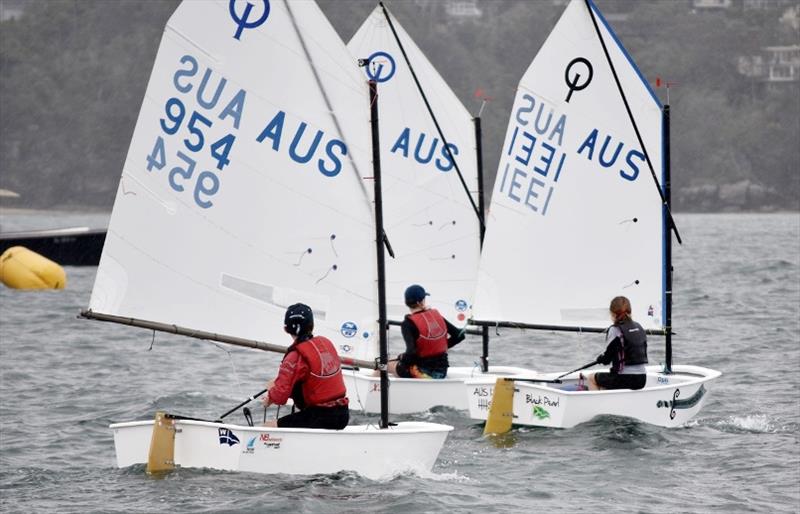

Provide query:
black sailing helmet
left=284, top=303, right=314, bottom=337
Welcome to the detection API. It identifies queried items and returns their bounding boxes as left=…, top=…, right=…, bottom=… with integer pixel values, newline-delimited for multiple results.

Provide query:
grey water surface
left=1, top=212, right=798, bottom=513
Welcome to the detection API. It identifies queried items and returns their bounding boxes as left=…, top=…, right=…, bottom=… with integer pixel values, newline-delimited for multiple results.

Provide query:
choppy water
left=1, top=211, right=798, bottom=513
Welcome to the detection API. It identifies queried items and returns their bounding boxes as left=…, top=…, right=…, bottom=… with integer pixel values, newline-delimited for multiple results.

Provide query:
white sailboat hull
left=111, top=419, right=452, bottom=480
left=343, top=365, right=538, bottom=414
left=466, top=365, right=721, bottom=428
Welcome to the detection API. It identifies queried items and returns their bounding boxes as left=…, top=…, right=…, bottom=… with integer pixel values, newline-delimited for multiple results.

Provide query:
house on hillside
left=445, top=0, right=482, bottom=19
left=692, top=0, right=733, bottom=10
left=738, top=45, right=800, bottom=93
left=410, top=0, right=483, bottom=25
left=0, top=0, right=24, bottom=21
left=692, top=0, right=796, bottom=11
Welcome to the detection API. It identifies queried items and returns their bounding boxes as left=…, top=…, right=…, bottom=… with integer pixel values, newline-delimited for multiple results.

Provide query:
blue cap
left=404, top=284, right=429, bottom=305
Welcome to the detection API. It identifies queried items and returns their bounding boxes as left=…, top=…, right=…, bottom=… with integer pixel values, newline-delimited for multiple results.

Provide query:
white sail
left=347, top=5, right=481, bottom=328
left=473, top=0, right=665, bottom=331
left=89, top=0, right=379, bottom=360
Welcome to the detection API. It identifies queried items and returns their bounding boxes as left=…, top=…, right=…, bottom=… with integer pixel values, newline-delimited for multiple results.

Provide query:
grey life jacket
left=618, top=318, right=648, bottom=366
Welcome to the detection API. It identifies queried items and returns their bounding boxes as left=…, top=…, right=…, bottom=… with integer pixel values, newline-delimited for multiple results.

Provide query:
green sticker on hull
left=533, top=405, right=550, bottom=420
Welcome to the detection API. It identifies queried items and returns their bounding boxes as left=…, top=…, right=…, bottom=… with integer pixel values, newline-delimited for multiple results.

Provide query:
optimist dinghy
left=82, top=0, right=451, bottom=478
left=465, top=0, right=720, bottom=431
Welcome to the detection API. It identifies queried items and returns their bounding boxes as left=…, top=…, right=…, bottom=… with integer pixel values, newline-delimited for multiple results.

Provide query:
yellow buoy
left=0, top=246, right=66, bottom=289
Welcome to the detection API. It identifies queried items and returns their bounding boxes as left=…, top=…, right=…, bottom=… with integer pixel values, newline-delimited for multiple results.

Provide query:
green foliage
left=0, top=0, right=797, bottom=211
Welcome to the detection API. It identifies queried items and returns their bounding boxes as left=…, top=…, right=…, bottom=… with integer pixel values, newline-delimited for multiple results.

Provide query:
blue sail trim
left=661, top=109, right=667, bottom=327
left=586, top=0, right=662, bottom=110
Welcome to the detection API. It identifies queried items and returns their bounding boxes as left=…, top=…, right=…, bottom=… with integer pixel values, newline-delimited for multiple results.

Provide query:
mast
left=473, top=115, right=490, bottom=373
left=664, top=103, right=673, bottom=373
left=370, top=80, right=390, bottom=429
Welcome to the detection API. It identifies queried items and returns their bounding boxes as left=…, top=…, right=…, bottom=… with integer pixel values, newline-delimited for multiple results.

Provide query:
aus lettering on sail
left=391, top=127, right=458, bottom=173
left=362, top=50, right=458, bottom=174
left=255, top=111, right=348, bottom=178
left=173, top=55, right=348, bottom=180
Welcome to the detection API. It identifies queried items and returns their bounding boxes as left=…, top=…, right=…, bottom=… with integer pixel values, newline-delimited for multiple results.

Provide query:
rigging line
left=329, top=234, right=338, bottom=257
left=471, top=361, right=482, bottom=377
left=272, top=1, right=373, bottom=95
left=583, top=0, right=682, bottom=245
left=209, top=340, right=245, bottom=398
left=346, top=368, right=369, bottom=416
left=283, top=0, right=371, bottom=203
left=377, top=2, right=485, bottom=233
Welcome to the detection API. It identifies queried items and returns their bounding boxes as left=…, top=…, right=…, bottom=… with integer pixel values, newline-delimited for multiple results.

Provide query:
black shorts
left=276, top=404, right=349, bottom=430
left=395, top=361, right=447, bottom=379
left=595, top=372, right=646, bottom=390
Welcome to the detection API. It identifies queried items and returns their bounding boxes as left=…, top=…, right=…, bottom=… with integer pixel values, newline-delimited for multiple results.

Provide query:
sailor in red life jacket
left=387, top=284, right=466, bottom=379
left=261, top=303, right=349, bottom=429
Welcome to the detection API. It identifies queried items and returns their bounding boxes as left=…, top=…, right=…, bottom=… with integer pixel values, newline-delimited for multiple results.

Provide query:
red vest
left=408, top=309, right=448, bottom=358
left=293, top=336, right=347, bottom=407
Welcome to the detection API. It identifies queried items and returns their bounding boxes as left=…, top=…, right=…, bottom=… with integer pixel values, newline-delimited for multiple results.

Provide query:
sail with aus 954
left=88, top=0, right=380, bottom=359
left=472, top=0, right=665, bottom=332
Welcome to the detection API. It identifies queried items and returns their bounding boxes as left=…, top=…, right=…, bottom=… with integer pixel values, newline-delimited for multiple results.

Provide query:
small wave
left=367, top=466, right=470, bottom=484
left=414, top=468, right=470, bottom=483
left=766, top=259, right=796, bottom=270
left=246, top=465, right=471, bottom=485
left=697, top=414, right=794, bottom=434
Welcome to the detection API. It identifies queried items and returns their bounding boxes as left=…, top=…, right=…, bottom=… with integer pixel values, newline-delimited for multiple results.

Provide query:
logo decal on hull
left=533, top=405, right=550, bottom=420
left=242, top=436, right=256, bottom=454
left=218, top=428, right=240, bottom=446
left=260, top=433, right=282, bottom=450
left=656, top=385, right=706, bottom=419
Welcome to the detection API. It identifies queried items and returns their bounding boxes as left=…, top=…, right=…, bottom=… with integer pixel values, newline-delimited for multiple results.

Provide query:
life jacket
left=618, top=318, right=648, bottom=367
left=408, top=309, right=448, bottom=358
left=288, top=336, right=347, bottom=409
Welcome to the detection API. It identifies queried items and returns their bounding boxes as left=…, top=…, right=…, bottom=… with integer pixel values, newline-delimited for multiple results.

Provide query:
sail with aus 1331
left=472, top=0, right=665, bottom=332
